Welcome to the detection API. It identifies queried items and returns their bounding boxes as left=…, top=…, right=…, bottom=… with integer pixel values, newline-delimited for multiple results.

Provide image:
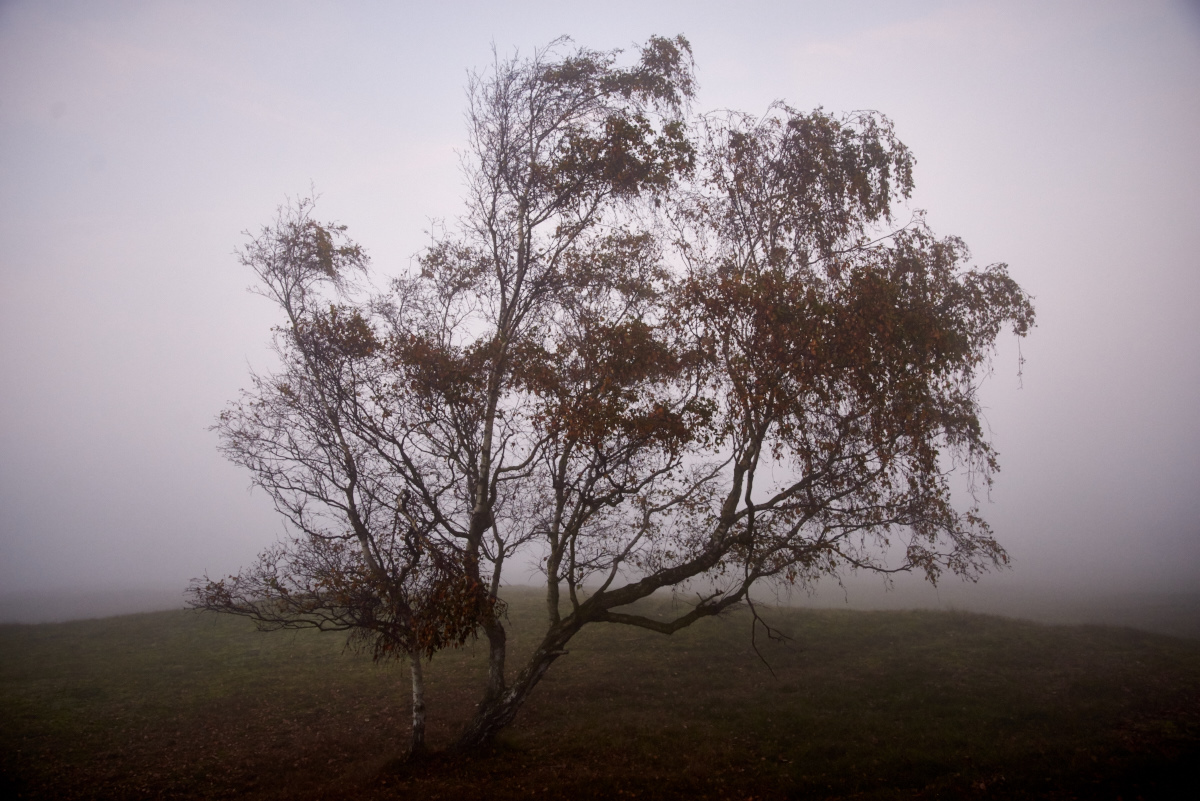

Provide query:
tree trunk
left=454, top=641, right=569, bottom=751
left=408, top=650, right=427, bottom=758
left=482, top=617, right=507, bottom=702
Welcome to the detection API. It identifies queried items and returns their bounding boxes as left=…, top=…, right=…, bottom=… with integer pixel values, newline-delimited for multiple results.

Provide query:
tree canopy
left=191, top=34, right=1034, bottom=756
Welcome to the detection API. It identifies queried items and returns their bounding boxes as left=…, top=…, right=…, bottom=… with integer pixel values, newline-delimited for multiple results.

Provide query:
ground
left=1, top=590, right=1198, bottom=799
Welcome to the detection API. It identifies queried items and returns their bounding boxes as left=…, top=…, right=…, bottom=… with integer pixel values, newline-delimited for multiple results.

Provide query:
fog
left=1, top=1, right=1197, bottom=626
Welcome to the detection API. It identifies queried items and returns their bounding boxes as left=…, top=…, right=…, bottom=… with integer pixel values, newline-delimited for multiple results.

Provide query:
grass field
left=2, top=588, right=1198, bottom=799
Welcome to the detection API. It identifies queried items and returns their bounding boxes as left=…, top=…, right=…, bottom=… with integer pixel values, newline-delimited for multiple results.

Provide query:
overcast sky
left=1, top=0, right=1198, bottom=604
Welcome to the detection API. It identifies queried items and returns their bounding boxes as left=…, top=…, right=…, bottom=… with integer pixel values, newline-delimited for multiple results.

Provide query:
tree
left=188, top=200, right=498, bottom=757
left=195, top=35, right=1035, bottom=756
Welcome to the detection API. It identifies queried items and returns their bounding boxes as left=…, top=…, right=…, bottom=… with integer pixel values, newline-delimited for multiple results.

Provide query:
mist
left=2, top=0, right=1198, bottom=627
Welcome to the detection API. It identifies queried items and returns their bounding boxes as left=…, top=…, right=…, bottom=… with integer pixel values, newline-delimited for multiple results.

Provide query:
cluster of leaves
left=191, top=530, right=500, bottom=662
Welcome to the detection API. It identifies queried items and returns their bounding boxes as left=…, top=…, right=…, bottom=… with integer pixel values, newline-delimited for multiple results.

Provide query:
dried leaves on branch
left=190, top=34, right=1035, bottom=756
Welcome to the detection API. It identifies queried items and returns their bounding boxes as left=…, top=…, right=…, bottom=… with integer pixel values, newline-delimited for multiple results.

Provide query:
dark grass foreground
left=1, top=589, right=1198, bottom=800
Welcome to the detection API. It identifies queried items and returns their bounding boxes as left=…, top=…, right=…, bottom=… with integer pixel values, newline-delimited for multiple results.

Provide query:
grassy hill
left=2, top=588, right=1198, bottom=799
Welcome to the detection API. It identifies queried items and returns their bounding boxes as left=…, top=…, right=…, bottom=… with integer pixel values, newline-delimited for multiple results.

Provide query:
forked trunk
left=408, top=650, right=427, bottom=758
left=454, top=640, right=570, bottom=751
